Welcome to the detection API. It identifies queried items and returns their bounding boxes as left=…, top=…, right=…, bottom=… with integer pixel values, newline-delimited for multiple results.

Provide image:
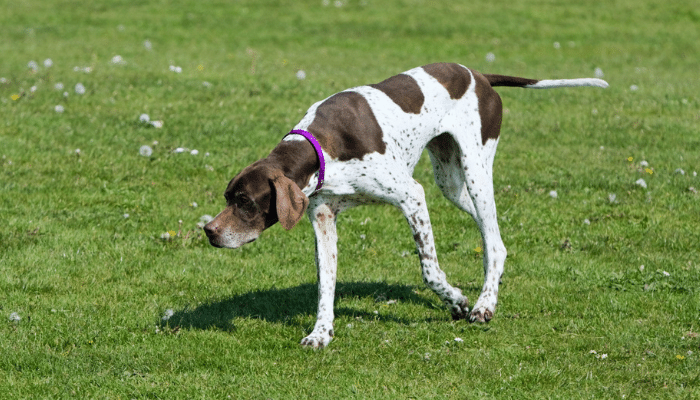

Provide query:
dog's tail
left=484, top=74, right=609, bottom=89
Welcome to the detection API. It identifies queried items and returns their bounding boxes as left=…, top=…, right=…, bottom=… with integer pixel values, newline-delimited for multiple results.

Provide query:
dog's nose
left=203, top=221, right=218, bottom=237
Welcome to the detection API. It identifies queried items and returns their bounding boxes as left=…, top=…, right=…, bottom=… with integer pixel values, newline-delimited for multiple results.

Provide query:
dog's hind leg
left=392, top=177, right=469, bottom=320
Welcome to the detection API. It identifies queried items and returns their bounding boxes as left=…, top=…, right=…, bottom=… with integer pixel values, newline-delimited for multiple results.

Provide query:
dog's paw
left=300, top=328, right=334, bottom=349
left=450, top=297, right=470, bottom=320
left=469, top=307, right=494, bottom=323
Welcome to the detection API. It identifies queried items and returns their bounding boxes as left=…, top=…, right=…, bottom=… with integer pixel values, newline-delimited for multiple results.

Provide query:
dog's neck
left=266, top=139, right=319, bottom=193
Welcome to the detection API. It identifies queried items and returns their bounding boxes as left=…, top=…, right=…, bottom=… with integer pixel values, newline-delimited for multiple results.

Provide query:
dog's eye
left=233, top=193, right=258, bottom=215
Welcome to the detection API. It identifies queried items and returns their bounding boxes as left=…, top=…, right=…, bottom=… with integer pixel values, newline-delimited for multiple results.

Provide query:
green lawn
left=1, top=0, right=699, bottom=398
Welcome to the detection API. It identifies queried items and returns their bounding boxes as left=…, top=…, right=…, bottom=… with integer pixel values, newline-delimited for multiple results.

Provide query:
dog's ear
left=272, top=175, right=309, bottom=230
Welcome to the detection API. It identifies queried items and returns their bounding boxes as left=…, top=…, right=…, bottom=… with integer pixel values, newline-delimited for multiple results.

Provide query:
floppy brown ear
left=272, top=175, right=309, bottom=230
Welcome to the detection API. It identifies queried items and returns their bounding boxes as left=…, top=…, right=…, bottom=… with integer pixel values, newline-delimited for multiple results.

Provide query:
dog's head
left=204, top=162, right=309, bottom=249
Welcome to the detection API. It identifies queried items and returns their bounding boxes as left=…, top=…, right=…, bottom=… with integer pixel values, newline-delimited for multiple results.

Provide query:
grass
left=1, top=0, right=699, bottom=397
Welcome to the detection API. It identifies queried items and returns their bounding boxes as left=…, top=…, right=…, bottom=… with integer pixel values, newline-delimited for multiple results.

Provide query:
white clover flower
left=202, top=81, right=212, bottom=88
left=485, top=52, right=496, bottom=63
left=583, top=219, right=591, bottom=225
left=139, top=145, right=153, bottom=157
left=63, top=91, right=69, bottom=98
left=549, top=190, right=558, bottom=199
left=553, top=42, right=561, bottom=49
left=173, top=147, right=185, bottom=153
left=28, top=60, right=39, bottom=71
left=639, top=265, right=645, bottom=272
left=169, top=65, right=182, bottom=73
left=160, top=232, right=171, bottom=240
left=296, top=70, right=307, bottom=80
left=150, top=120, right=163, bottom=129
left=9, top=312, right=21, bottom=322
left=0, top=77, right=7, bottom=84
left=662, top=271, right=670, bottom=277
left=675, top=168, right=685, bottom=175
left=161, top=309, right=174, bottom=321
left=139, top=113, right=150, bottom=123
left=55, top=105, right=64, bottom=113
left=630, top=85, right=639, bottom=91
left=635, top=178, right=647, bottom=189
left=594, top=68, right=604, bottom=78
left=44, top=58, right=53, bottom=68
left=197, top=214, right=214, bottom=228
left=191, top=202, right=198, bottom=208
left=608, top=193, right=616, bottom=203
left=54, top=82, right=64, bottom=90
left=75, top=83, right=86, bottom=95
left=75, top=148, right=81, bottom=154
left=639, top=160, right=649, bottom=167
left=190, top=149, right=199, bottom=155
left=600, top=354, right=608, bottom=359
left=144, top=39, right=152, bottom=50
left=123, top=213, right=130, bottom=218
left=30, top=86, right=37, bottom=93
left=454, top=337, right=464, bottom=342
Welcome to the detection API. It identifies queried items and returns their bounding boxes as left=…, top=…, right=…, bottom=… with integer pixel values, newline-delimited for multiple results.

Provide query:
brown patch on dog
left=308, top=92, right=385, bottom=161
left=422, top=63, right=471, bottom=99
left=370, top=74, right=424, bottom=114
left=474, top=71, right=503, bottom=145
left=484, top=74, right=539, bottom=87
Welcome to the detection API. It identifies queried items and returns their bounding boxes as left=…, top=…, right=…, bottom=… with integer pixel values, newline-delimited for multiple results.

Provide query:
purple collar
left=285, top=129, right=325, bottom=192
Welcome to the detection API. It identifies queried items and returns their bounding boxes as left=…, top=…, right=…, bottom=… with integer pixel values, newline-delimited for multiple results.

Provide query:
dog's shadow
left=162, top=281, right=451, bottom=332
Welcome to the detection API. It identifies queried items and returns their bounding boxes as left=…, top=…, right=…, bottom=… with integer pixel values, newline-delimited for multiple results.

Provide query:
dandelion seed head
left=144, top=39, right=152, bottom=50
left=28, top=60, right=39, bottom=71
left=162, top=309, right=174, bottom=321
left=150, top=120, right=163, bottom=129
left=296, top=70, right=307, bottom=80
left=630, top=85, right=639, bottom=91
left=111, top=55, right=125, bottom=65
left=75, top=83, right=86, bottom=95
left=139, top=145, right=153, bottom=157
left=485, top=52, right=496, bottom=63
left=139, top=113, right=150, bottom=123
left=54, top=82, right=64, bottom=90
left=594, top=67, right=604, bottom=78
left=54, top=105, right=64, bottom=113
left=553, top=42, right=561, bottom=49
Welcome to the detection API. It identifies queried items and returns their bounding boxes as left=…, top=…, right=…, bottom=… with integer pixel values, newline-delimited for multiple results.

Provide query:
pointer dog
left=204, top=63, right=607, bottom=348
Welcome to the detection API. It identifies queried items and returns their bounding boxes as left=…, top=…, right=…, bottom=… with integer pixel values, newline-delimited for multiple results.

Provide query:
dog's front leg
left=301, top=202, right=338, bottom=349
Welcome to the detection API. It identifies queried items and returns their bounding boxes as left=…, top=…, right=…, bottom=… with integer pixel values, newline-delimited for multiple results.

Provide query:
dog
left=204, top=63, right=607, bottom=348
